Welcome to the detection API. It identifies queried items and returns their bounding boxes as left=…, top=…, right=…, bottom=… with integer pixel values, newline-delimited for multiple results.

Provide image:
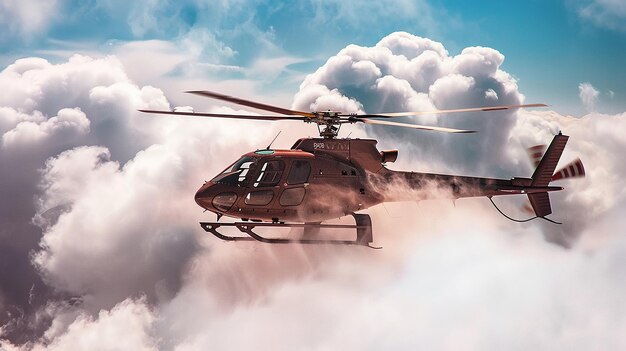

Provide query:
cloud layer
left=1, top=32, right=626, bottom=350
left=0, top=54, right=169, bottom=342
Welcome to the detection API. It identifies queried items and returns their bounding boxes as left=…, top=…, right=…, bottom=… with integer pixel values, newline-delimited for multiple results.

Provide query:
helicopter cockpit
left=210, top=154, right=289, bottom=188
left=211, top=156, right=258, bottom=186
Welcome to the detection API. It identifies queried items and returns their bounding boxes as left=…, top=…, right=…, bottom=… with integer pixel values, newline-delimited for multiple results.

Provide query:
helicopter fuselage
left=194, top=137, right=563, bottom=223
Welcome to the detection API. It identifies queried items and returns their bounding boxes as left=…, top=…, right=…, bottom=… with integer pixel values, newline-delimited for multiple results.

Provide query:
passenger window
left=245, top=190, right=274, bottom=205
left=254, top=160, right=284, bottom=187
left=287, top=160, right=311, bottom=184
left=280, top=188, right=306, bottom=206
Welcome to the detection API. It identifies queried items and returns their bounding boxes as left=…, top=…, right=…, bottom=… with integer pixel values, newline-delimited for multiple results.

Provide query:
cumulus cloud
left=294, top=32, right=523, bottom=176
left=0, top=54, right=169, bottom=342
left=24, top=298, right=157, bottom=351
left=578, top=82, right=599, bottom=113
left=7, top=195, right=626, bottom=350
left=32, top=144, right=201, bottom=309
left=1, top=108, right=90, bottom=150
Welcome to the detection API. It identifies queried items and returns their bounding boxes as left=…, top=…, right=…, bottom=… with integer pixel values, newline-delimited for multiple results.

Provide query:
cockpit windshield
left=211, top=156, right=258, bottom=185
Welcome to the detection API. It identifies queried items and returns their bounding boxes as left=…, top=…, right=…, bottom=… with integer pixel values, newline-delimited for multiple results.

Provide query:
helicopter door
left=279, top=160, right=311, bottom=206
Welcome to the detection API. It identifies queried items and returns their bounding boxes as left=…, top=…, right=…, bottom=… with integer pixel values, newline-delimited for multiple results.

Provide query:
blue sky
left=1, top=0, right=624, bottom=115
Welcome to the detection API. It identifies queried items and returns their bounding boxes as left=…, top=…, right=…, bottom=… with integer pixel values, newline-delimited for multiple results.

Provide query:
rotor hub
left=308, top=111, right=346, bottom=139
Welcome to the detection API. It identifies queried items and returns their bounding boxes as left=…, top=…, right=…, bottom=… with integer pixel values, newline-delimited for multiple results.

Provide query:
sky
left=1, top=0, right=625, bottom=114
left=1, top=1, right=626, bottom=350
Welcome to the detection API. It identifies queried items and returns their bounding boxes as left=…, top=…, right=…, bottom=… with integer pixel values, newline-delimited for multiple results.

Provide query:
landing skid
left=200, top=214, right=380, bottom=249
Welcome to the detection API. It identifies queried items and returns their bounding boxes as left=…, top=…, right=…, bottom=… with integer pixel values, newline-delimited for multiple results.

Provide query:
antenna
left=266, top=131, right=282, bottom=150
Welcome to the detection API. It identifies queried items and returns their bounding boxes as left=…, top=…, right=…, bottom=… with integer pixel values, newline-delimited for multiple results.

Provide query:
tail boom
left=373, top=133, right=570, bottom=216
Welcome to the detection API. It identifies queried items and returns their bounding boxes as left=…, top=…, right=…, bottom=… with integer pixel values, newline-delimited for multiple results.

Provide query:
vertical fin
left=528, top=192, right=552, bottom=217
left=526, top=133, right=569, bottom=217
left=531, top=133, right=569, bottom=187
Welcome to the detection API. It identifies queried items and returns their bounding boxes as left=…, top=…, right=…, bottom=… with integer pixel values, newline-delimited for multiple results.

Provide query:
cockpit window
left=212, top=156, right=258, bottom=185
left=224, top=156, right=256, bottom=174
left=253, top=160, right=285, bottom=187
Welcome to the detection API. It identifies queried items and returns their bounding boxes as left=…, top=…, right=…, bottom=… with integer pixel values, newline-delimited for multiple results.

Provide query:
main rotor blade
left=359, top=118, right=475, bottom=133
left=187, top=90, right=315, bottom=117
left=358, top=103, right=547, bottom=118
left=139, top=109, right=308, bottom=121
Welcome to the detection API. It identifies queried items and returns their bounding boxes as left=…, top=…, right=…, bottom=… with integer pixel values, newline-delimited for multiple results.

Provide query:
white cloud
left=376, top=31, right=448, bottom=60
left=178, top=27, right=237, bottom=62
left=30, top=101, right=278, bottom=313
left=0, top=55, right=170, bottom=161
left=29, top=298, right=157, bottom=351
left=293, top=32, right=524, bottom=175
left=0, top=0, right=59, bottom=40
left=510, top=109, right=626, bottom=245
left=484, top=88, right=498, bottom=100
left=2, top=108, right=89, bottom=150
left=0, top=54, right=171, bottom=340
left=32, top=144, right=200, bottom=309
left=577, top=0, right=626, bottom=31
left=13, top=192, right=626, bottom=350
left=578, top=82, right=599, bottom=112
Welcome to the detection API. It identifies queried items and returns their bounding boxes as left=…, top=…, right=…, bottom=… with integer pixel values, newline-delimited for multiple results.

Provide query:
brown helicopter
left=140, top=91, right=585, bottom=248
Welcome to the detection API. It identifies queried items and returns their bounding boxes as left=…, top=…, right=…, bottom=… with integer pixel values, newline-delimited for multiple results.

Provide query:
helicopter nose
left=194, top=182, right=214, bottom=209
left=195, top=182, right=239, bottom=213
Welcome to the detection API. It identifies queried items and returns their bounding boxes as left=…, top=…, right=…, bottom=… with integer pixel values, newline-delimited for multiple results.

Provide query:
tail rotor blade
left=527, top=144, right=547, bottom=168
left=551, top=158, right=585, bottom=181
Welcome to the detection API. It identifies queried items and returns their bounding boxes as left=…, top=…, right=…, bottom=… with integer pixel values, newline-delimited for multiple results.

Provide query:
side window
left=287, top=160, right=311, bottom=184
left=245, top=190, right=274, bottom=205
left=280, top=188, right=306, bottom=206
left=254, top=160, right=284, bottom=187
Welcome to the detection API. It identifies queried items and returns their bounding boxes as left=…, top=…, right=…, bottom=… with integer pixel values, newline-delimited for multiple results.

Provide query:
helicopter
left=140, top=90, right=585, bottom=248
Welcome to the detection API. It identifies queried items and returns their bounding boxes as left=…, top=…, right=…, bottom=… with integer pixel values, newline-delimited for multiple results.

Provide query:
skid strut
left=200, top=213, right=379, bottom=248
